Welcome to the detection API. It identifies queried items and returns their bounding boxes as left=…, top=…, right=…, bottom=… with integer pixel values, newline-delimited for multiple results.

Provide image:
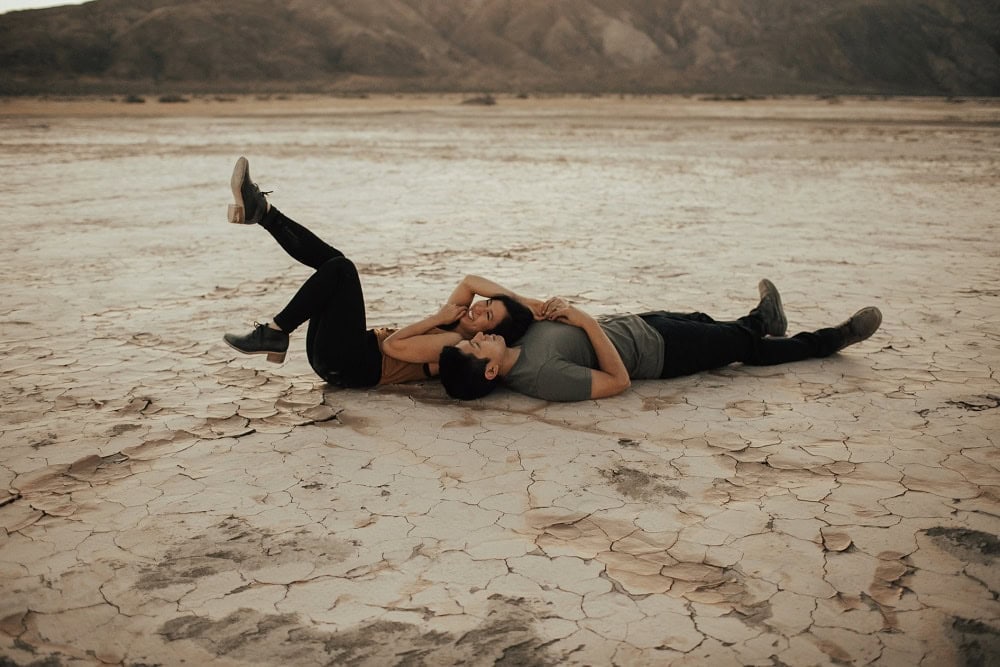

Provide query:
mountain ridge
left=2, top=0, right=998, bottom=95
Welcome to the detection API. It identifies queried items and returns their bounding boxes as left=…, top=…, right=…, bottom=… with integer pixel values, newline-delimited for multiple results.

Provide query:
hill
left=1, top=0, right=998, bottom=95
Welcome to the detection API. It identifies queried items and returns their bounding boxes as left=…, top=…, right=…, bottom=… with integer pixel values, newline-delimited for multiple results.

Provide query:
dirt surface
left=1, top=94, right=998, bottom=665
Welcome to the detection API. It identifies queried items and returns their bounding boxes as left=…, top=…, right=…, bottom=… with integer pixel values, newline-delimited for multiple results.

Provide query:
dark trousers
left=263, top=208, right=381, bottom=387
left=638, top=311, right=842, bottom=379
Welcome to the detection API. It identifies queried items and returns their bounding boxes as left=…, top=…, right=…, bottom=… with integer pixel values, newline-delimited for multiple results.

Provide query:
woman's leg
left=231, top=157, right=345, bottom=269
left=259, top=206, right=346, bottom=270
left=273, top=256, right=381, bottom=386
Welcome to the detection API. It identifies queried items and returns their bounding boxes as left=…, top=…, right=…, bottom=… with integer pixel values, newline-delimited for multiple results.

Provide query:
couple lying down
left=223, top=157, right=882, bottom=403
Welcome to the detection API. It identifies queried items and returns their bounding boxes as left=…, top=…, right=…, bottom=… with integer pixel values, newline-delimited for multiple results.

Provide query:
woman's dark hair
left=439, top=346, right=500, bottom=400
left=489, top=295, right=532, bottom=344
left=438, top=295, right=532, bottom=344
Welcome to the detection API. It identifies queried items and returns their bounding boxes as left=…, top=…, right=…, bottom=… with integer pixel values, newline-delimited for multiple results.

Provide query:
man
left=438, top=280, right=882, bottom=401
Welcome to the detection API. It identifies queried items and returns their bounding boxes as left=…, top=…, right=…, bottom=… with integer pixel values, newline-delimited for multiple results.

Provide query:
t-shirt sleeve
left=534, top=359, right=594, bottom=402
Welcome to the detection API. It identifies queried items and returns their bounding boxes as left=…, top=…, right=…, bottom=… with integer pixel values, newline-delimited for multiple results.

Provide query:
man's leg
left=636, top=279, right=782, bottom=375
left=640, top=312, right=759, bottom=378
left=643, top=278, right=785, bottom=341
left=641, top=306, right=881, bottom=378
left=722, top=278, right=787, bottom=337
left=748, top=307, right=882, bottom=366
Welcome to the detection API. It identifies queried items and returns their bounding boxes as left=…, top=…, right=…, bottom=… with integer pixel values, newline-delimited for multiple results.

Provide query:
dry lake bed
left=1, top=94, right=999, bottom=665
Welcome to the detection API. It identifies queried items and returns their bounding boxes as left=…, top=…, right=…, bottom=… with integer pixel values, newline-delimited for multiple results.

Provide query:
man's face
left=463, top=298, right=509, bottom=334
left=454, top=332, right=507, bottom=371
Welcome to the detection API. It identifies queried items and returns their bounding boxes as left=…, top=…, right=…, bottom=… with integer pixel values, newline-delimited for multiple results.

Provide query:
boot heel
left=227, top=204, right=245, bottom=224
left=266, top=351, right=286, bottom=364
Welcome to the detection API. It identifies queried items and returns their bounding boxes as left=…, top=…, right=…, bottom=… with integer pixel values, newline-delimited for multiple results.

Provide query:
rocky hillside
left=1, top=0, right=998, bottom=95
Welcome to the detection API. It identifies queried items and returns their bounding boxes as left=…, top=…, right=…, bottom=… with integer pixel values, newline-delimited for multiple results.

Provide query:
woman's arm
left=544, top=300, right=631, bottom=399
left=448, top=275, right=545, bottom=319
left=382, top=304, right=465, bottom=364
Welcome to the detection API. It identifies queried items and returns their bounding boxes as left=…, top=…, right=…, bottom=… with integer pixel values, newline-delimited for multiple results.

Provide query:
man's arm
left=448, top=275, right=545, bottom=319
left=382, top=304, right=464, bottom=364
left=543, top=300, right=630, bottom=399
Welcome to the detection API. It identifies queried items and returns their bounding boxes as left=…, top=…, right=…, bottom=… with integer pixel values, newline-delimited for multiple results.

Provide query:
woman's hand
left=522, top=297, right=547, bottom=321
left=436, top=302, right=467, bottom=326
left=541, top=297, right=569, bottom=320
left=542, top=298, right=590, bottom=328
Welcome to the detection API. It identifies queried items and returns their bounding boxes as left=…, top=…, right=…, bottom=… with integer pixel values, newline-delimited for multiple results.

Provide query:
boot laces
left=250, top=179, right=272, bottom=197
left=247, top=181, right=272, bottom=198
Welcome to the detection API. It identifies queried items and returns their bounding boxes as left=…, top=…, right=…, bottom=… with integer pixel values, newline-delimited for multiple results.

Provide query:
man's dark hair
left=439, top=346, right=500, bottom=400
left=438, top=294, right=532, bottom=344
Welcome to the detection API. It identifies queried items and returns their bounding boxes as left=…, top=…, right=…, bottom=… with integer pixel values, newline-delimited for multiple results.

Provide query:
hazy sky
left=0, top=0, right=89, bottom=13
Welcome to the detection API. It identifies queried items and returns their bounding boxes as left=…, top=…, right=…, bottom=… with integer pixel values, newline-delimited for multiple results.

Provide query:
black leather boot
left=223, top=322, right=289, bottom=363
left=749, top=278, right=787, bottom=337
left=833, top=307, right=882, bottom=351
left=227, top=156, right=271, bottom=225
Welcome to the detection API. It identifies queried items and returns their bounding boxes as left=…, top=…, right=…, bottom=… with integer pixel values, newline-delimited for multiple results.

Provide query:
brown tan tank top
left=373, top=327, right=433, bottom=385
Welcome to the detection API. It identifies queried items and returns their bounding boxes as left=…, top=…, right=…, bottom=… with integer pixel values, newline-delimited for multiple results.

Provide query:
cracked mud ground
left=1, top=95, right=998, bottom=666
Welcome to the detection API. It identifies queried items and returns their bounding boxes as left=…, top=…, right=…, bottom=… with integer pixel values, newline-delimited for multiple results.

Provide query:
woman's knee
left=318, top=256, right=359, bottom=279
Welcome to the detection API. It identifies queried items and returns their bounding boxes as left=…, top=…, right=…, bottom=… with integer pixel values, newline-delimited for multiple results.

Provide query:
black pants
left=264, top=207, right=381, bottom=387
left=638, top=311, right=842, bottom=379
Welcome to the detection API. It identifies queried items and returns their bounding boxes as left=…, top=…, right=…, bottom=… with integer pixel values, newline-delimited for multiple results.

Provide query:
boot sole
left=838, top=307, right=882, bottom=351
left=227, top=156, right=249, bottom=224
left=845, top=306, right=882, bottom=347
left=223, top=336, right=286, bottom=363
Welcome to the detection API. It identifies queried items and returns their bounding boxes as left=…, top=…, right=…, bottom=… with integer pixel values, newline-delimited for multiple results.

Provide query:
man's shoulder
left=525, top=320, right=575, bottom=335
left=509, top=322, right=580, bottom=381
left=522, top=320, right=586, bottom=344
left=506, top=345, right=593, bottom=402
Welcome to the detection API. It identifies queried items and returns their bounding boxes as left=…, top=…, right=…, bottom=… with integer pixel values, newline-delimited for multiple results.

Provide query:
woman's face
left=459, top=298, right=510, bottom=335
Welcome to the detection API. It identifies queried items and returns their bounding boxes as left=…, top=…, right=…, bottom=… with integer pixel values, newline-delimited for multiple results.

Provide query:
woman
left=223, top=156, right=537, bottom=388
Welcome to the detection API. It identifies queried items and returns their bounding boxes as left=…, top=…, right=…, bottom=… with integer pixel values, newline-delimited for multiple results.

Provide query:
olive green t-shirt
left=504, top=315, right=664, bottom=401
